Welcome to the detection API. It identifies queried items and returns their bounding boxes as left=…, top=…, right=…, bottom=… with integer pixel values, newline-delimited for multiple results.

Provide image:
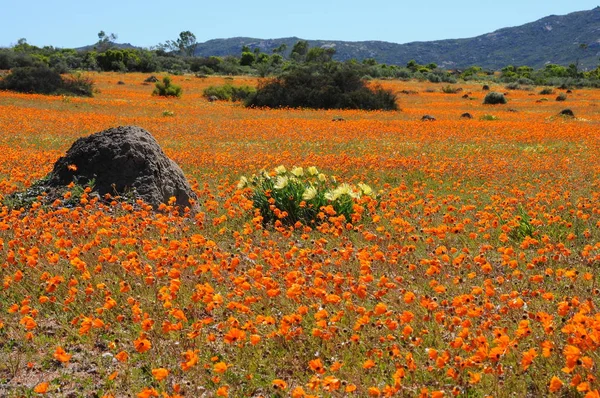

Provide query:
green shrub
left=238, top=165, right=377, bottom=227
left=483, top=92, right=507, bottom=105
left=0, top=66, right=94, bottom=96
left=245, top=63, right=397, bottom=110
left=539, top=87, right=554, bottom=95
left=203, top=84, right=256, bottom=101
left=441, top=85, right=460, bottom=94
left=556, top=92, right=567, bottom=101
left=152, top=76, right=182, bottom=97
left=480, top=114, right=499, bottom=121
left=61, top=73, right=94, bottom=97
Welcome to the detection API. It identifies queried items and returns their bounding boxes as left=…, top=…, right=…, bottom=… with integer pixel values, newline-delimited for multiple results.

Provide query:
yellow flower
left=275, top=165, right=287, bottom=174
left=334, top=183, right=352, bottom=197
left=291, top=166, right=304, bottom=177
left=237, top=176, right=248, bottom=189
left=324, top=190, right=338, bottom=201
left=358, top=182, right=372, bottom=196
left=318, top=173, right=327, bottom=182
left=274, top=176, right=289, bottom=190
left=302, top=186, right=317, bottom=200
left=307, top=166, right=319, bottom=176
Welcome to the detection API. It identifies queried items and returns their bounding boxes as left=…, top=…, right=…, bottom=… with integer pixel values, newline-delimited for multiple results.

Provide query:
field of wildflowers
left=0, top=73, right=599, bottom=397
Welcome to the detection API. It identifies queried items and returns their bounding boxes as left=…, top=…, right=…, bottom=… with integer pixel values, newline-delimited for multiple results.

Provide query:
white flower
left=274, top=176, right=289, bottom=190
left=358, top=183, right=372, bottom=196
left=291, top=166, right=304, bottom=177
left=237, top=176, right=248, bottom=189
left=302, top=186, right=317, bottom=200
left=307, top=166, right=319, bottom=176
left=274, top=165, right=287, bottom=175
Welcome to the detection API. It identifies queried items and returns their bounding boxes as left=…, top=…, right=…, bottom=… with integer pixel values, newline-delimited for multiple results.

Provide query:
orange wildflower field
left=0, top=73, right=599, bottom=397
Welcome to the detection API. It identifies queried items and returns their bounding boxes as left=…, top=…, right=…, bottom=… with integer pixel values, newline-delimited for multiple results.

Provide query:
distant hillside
left=193, top=7, right=600, bottom=69
left=76, top=42, right=138, bottom=52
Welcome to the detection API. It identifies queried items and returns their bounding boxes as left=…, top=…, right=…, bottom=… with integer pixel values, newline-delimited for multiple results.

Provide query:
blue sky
left=1, top=1, right=598, bottom=48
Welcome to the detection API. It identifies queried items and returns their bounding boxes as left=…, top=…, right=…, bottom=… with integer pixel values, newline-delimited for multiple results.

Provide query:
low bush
left=441, top=85, right=460, bottom=94
left=0, top=66, right=94, bottom=96
left=152, top=76, right=182, bottom=97
left=203, top=84, right=256, bottom=102
left=539, top=87, right=554, bottom=95
left=483, top=92, right=507, bottom=104
left=245, top=63, right=397, bottom=110
left=238, top=165, right=377, bottom=227
left=556, top=92, right=567, bottom=101
left=61, top=73, right=94, bottom=97
left=480, top=114, right=499, bottom=121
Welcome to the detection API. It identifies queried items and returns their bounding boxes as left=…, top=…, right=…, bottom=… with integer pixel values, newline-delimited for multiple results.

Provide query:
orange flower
left=272, top=379, right=287, bottom=390
left=345, top=384, right=357, bottom=393
left=134, top=337, right=151, bottom=353
left=549, top=376, right=563, bottom=392
left=249, top=334, right=261, bottom=345
left=34, top=381, right=49, bottom=393
left=216, top=386, right=229, bottom=397
left=213, top=362, right=228, bottom=374
left=137, top=388, right=159, bottom=398
left=468, top=372, right=481, bottom=385
left=563, top=345, right=581, bottom=369
left=223, top=328, right=246, bottom=344
left=151, top=368, right=169, bottom=381
left=308, top=358, right=325, bottom=374
left=115, top=351, right=129, bottom=362
left=53, top=346, right=72, bottom=363
left=363, top=359, right=376, bottom=369
left=291, top=386, right=306, bottom=397
left=180, top=350, right=199, bottom=371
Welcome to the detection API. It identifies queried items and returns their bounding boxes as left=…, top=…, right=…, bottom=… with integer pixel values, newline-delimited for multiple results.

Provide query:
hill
left=192, top=7, right=600, bottom=69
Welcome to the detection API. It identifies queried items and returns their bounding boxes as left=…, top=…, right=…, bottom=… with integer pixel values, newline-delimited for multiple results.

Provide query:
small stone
left=421, top=115, right=436, bottom=121
left=559, top=109, right=575, bottom=118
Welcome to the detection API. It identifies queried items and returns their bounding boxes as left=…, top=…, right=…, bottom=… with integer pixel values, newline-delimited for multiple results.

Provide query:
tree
left=291, top=40, right=309, bottom=62
left=96, top=31, right=118, bottom=52
left=306, top=47, right=335, bottom=63
left=240, top=52, right=256, bottom=66
left=167, top=31, right=198, bottom=56
left=272, top=44, right=287, bottom=55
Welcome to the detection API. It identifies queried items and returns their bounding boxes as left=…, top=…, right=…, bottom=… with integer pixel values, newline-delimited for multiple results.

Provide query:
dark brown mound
left=47, top=126, right=197, bottom=211
left=559, top=109, right=575, bottom=118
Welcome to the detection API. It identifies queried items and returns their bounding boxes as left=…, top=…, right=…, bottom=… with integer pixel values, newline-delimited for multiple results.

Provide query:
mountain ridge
left=75, top=7, right=600, bottom=70
left=190, top=7, right=600, bottom=69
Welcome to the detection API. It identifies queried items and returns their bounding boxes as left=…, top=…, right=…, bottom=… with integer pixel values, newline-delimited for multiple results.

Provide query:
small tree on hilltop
left=96, top=31, right=118, bottom=52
